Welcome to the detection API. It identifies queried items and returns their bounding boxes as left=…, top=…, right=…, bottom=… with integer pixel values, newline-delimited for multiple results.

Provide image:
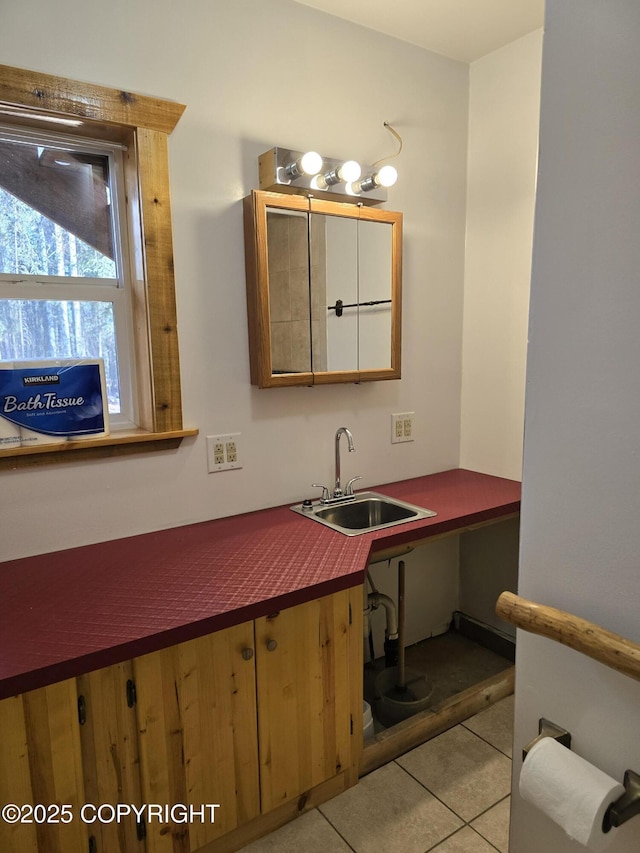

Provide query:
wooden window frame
left=0, top=64, right=197, bottom=469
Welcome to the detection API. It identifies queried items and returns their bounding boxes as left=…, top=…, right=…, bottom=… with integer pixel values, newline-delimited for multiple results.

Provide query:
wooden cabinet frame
left=244, top=190, right=402, bottom=388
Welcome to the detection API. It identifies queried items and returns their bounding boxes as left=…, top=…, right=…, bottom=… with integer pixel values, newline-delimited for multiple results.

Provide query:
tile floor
left=240, top=694, right=514, bottom=853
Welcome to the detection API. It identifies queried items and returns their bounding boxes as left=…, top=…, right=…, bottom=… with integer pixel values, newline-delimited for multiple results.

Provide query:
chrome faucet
left=313, top=427, right=361, bottom=503
left=334, top=427, right=355, bottom=497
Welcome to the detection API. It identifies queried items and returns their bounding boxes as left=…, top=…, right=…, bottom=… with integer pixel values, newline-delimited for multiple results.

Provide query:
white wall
left=511, top=1, right=640, bottom=850
left=0, top=0, right=469, bottom=561
left=459, top=516, right=520, bottom=638
left=366, top=539, right=459, bottom=663
left=460, top=30, right=542, bottom=481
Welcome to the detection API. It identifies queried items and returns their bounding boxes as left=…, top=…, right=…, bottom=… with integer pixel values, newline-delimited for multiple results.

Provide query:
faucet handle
left=345, top=476, right=363, bottom=496
left=312, top=484, right=331, bottom=503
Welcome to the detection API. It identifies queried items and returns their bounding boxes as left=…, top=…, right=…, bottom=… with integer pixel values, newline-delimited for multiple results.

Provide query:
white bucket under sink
left=363, top=700, right=375, bottom=740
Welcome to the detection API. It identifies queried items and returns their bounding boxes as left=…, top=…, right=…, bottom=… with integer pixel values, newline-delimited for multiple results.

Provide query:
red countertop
left=0, top=469, right=520, bottom=700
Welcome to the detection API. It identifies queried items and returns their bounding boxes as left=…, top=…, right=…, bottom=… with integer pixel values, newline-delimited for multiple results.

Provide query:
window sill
left=0, top=427, right=199, bottom=470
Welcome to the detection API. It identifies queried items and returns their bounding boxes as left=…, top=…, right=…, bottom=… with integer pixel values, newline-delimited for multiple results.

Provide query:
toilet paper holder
left=603, top=770, right=640, bottom=832
left=523, top=717, right=640, bottom=831
left=522, top=717, right=572, bottom=761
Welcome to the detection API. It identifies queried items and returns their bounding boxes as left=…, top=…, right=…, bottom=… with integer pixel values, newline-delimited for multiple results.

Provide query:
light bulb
left=315, top=160, right=362, bottom=190
left=285, top=151, right=323, bottom=179
left=351, top=164, right=399, bottom=193
left=337, top=160, right=361, bottom=183
left=376, top=164, right=397, bottom=187
left=299, top=151, right=323, bottom=175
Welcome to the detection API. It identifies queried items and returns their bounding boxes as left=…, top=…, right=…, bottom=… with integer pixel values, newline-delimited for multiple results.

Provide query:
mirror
left=243, top=190, right=402, bottom=388
left=266, top=206, right=313, bottom=374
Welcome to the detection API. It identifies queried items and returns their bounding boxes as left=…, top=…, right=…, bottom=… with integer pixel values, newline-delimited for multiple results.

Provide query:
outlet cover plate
left=207, top=433, right=242, bottom=472
left=391, top=412, right=414, bottom=444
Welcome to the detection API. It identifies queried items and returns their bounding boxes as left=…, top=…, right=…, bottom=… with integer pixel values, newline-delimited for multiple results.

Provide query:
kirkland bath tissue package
left=0, top=359, right=110, bottom=448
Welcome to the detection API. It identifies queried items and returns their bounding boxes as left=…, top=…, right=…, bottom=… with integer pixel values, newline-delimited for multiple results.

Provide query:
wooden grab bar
left=496, top=591, right=640, bottom=683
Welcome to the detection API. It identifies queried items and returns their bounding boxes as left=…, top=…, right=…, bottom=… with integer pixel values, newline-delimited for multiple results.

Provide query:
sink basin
left=290, top=491, right=436, bottom=536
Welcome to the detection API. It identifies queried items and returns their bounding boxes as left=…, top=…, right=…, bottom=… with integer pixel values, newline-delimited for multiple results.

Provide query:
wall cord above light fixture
left=350, top=122, right=402, bottom=195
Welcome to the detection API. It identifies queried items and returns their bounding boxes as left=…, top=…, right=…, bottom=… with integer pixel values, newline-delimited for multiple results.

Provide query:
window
left=0, top=64, right=197, bottom=468
left=0, top=129, right=135, bottom=426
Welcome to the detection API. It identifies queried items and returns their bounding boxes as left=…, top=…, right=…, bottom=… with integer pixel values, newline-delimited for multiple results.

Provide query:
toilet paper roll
left=520, top=737, right=625, bottom=851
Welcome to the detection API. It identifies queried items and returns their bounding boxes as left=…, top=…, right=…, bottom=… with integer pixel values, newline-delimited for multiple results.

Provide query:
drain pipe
left=364, top=570, right=399, bottom=667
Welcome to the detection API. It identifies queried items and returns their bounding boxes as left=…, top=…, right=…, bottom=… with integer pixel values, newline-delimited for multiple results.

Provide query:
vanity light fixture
left=258, top=127, right=401, bottom=206
left=284, top=150, right=323, bottom=179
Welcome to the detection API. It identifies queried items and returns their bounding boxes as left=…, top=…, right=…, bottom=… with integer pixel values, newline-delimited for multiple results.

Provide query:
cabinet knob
left=266, top=639, right=278, bottom=652
left=241, top=647, right=254, bottom=661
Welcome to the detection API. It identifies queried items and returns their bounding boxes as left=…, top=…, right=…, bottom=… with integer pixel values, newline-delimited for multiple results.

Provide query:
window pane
left=0, top=139, right=116, bottom=278
left=0, top=299, right=121, bottom=413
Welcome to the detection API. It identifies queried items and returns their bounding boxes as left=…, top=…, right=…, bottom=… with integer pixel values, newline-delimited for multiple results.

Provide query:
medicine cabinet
left=243, top=190, right=402, bottom=388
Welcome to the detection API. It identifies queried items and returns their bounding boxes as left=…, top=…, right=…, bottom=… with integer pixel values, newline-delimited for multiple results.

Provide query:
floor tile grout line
left=473, top=825, right=507, bottom=853
left=423, top=822, right=503, bottom=853
left=392, top=750, right=512, bottom=819
left=390, top=759, right=469, bottom=824
left=460, top=720, right=514, bottom=759
left=472, top=824, right=504, bottom=853
left=428, top=801, right=510, bottom=853
left=316, top=805, right=358, bottom=852
left=424, top=824, right=465, bottom=852
left=467, top=791, right=511, bottom=852
left=470, top=791, right=511, bottom=822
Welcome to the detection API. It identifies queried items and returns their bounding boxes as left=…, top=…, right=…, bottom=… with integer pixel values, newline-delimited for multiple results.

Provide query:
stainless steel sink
left=290, top=491, right=436, bottom=536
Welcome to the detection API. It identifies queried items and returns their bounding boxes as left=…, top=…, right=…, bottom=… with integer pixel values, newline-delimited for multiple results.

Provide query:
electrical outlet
left=207, top=433, right=242, bottom=472
left=391, top=412, right=415, bottom=444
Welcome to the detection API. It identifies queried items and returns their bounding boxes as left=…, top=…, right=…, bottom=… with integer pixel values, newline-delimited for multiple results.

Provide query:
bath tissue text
left=3, top=393, right=85, bottom=413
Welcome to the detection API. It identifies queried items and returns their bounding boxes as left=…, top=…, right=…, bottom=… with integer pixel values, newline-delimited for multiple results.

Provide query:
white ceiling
left=291, top=0, right=544, bottom=63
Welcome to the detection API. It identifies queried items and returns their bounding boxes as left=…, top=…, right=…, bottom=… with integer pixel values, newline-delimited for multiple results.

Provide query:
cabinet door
left=77, top=660, right=144, bottom=852
left=133, top=621, right=260, bottom=853
left=0, top=693, right=38, bottom=853
left=255, top=588, right=362, bottom=813
left=0, top=679, right=88, bottom=853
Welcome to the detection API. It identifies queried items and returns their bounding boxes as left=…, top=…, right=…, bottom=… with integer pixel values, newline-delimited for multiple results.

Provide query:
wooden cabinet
left=0, top=669, right=143, bottom=853
left=77, top=661, right=148, bottom=853
left=134, top=620, right=260, bottom=852
left=134, top=588, right=362, bottom=850
left=255, top=594, right=356, bottom=812
left=0, top=679, right=88, bottom=853
left=0, top=587, right=363, bottom=853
